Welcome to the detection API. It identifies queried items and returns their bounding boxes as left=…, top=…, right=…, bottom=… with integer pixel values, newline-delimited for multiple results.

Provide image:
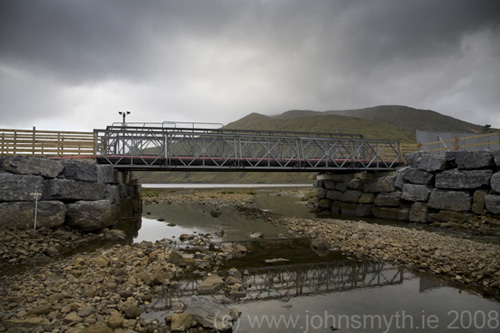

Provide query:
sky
left=0, top=0, right=499, bottom=131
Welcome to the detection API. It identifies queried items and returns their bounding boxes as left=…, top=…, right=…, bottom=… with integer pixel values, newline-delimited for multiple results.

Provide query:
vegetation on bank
left=136, top=171, right=314, bottom=184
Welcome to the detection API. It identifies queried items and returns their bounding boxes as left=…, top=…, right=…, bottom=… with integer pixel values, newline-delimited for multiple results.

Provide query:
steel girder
left=94, top=125, right=403, bottom=171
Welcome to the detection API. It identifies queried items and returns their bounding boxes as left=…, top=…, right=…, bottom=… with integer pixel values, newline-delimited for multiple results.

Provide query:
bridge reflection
left=158, top=259, right=407, bottom=309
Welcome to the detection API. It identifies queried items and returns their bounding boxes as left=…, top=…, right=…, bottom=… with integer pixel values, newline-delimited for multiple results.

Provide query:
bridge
left=1, top=122, right=406, bottom=172
left=93, top=122, right=404, bottom=172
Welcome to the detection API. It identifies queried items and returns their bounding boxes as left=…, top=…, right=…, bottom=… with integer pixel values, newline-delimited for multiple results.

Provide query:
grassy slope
left=271, top=105, right=488, bottom=140
left=225, top=112, right=415, bottom=142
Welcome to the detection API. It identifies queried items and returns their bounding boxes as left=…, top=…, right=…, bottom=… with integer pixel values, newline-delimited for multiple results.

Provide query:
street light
left=118, top=111, right=130, bottom=124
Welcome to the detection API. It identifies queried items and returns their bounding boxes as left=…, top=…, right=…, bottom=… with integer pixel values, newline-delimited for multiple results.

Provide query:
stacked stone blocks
left=314, top=150, right=500, bottom=224
left=0, top=156, right=141, bottom=230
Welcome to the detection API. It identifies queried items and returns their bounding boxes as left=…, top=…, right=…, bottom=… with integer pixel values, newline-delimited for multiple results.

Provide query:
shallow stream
left=134, top=188, right=500, bottom=332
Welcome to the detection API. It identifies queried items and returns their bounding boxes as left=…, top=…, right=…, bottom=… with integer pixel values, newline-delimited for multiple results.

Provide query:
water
left=134, top=186, right=500, bottom=332
left=138, top=201, right=293, bottom=243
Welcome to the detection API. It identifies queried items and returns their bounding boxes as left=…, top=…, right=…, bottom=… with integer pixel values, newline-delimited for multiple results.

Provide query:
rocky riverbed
left=1, top=188, right=500, bottom=332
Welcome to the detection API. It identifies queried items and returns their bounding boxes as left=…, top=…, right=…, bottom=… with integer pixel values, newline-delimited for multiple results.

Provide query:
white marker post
left=31, top=192, right=42, bottom=230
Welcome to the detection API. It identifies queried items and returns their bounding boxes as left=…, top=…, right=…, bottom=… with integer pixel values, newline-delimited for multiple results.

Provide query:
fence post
left=93, top=132, right=97, bottom=158
left=13, top=130, right=17, bottom=155
left=454, top=136, right=459, bottom=151
left=32, top=126, right=36, bottom=155
left=57, top=133, right=61, bottom=156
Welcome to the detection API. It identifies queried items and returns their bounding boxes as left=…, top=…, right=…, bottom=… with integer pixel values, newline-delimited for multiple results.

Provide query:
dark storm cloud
left=0, top=0, right=499, bottom=129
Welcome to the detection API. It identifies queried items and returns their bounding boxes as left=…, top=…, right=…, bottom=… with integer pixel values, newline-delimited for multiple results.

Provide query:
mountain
left=225, top=105, right=488, bottom=142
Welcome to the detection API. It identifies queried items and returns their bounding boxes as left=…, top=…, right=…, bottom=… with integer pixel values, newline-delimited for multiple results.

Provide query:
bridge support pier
left=0, top=156, right=141, bottom=231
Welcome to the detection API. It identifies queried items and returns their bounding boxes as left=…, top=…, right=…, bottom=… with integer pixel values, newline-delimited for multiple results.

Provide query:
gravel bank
left=271, top=215, right=500, bottom=299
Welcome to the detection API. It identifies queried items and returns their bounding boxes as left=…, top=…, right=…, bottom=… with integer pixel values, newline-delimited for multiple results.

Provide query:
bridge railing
left=94, top=125, right=405, bottom=171
left=0, top=126, right=416, bottom=165
left=0, top=127, right=95, bottom=157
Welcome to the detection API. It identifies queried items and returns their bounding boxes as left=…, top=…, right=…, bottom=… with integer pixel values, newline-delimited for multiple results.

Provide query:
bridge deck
left=94, top=125, right=404, bottom=171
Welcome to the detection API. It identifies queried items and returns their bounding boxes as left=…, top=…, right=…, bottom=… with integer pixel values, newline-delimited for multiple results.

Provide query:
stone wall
left=0, top=156, right=141, bottom=231
left=314, top=150, right=500, bottom=228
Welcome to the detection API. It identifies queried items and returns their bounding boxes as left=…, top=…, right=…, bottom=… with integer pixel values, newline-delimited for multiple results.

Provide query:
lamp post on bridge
left=118, top=111, right=130, bottom=126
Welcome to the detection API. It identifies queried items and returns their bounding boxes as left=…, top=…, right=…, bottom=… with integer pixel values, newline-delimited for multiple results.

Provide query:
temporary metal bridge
left=94, top=122, right=403, bottom=171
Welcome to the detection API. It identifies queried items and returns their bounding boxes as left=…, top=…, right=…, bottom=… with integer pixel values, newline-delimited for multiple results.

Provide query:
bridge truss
left=94, top=124, right=403, bottom=171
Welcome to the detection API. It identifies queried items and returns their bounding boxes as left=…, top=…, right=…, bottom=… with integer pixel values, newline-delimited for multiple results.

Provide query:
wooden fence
left=0, top=127, right=95, bottom=157
left=417, top=131, right=500, bottom=154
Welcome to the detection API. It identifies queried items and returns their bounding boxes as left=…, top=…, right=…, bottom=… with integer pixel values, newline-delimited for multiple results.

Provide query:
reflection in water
left=145, top=244, right=500, bottom=333
left=160, top=259, right=406, bottom=307
left=135, top=193, right=500, bottom=332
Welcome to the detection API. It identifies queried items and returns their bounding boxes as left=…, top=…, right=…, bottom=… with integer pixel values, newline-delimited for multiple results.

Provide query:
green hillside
left=268, top=105, right=488, bottom=140
left=225, top=111, right=415, bottom=143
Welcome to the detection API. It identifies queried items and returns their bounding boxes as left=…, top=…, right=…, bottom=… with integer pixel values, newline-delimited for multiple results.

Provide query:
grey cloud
left=0, top=0, right=499, bottom=129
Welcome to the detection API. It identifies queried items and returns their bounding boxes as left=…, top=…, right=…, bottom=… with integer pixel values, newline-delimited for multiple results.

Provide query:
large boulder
left=167, top=312, right=194, bottom=332
left=97, top=165, right=117, bottom=184
left=355, top=203, right=373, bottom=217
left=374, top=192, right=402, bottom=207
left=409, top=202, right=428, bottom=223
left=43, top=179, right=108, bottom=201
left=435, top=169, right=492, bottom=190
left=60, top=160, right=97, bottom=182
left=66, top=200, right=115, bottom=230
left=363, top=176, right=395, bottom=193
left=491, top=172, right=500, bottom=194
left=493, top=151, right=500, bottom=169
left=332, top=202, right=359, bottom=216
left=0, top=173, right=44, bottom=201
left=326, top=190, right=342, bottom=201
left=341, top=190, right=363, bottom=203
left=401, top=184, right=432, bottom=202
left=451, top=150, right=493, bottom=170
left=186, top=296, right=234, bottom=331
left=485, top=195, right=500, bottom=215
left=2, top=156, right=63, bottom=178
left=402, top=168, right=434, bottom=185
left=428, top=190, right=471, bottom=212
left=311, top=233, right=330, bottom=251
left=197, top=274, right=225, bottom=295
left=472, top=189, right=488, bottom=214
left=406, top=151, right=446, bottom=172
left=0, top=201, right=66, bottom=229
